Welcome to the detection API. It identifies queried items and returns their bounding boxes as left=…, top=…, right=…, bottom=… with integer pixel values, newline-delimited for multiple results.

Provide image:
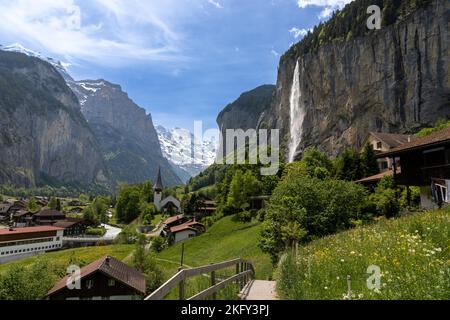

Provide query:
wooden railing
left=145, top=258, right=255, bottom=301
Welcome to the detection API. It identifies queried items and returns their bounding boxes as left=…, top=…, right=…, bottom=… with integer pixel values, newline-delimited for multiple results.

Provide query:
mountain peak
left=1, top=43, right=73, bottom=81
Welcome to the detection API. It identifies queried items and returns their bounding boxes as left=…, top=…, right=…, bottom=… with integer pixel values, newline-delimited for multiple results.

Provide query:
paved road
left=101, top=224, right=122, bottom=240
left=240, top=281, right=279, bottom=300
left=63, top=224, right=122, bottom=243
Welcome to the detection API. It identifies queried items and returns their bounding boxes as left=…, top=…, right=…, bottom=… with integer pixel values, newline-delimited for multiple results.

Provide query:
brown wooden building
left=53, top=219, right=92, bottom=237
left=33, top=209, right=66, bottom=226
left=379, top=127, right=450, bottom=208
left=363, top=132, right=414, bottom=172
left=47, top=256, right=146, bottom=300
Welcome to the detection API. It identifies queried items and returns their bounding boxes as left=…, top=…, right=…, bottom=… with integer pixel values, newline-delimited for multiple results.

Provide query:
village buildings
left=362, top=132, right=414, bottom=172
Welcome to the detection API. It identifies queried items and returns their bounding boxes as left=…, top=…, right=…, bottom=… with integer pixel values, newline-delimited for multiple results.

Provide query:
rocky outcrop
left=0, top=51, right=108, bottom=187
left=265, top=0, right=450, bottom=160
left=68, top=80, right=182, bottom=187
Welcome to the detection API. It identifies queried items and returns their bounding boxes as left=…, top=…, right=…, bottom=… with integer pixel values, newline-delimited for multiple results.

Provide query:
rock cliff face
left=265, top=0, right=450, bottom=160
left=217, top=85, right=276, bottom=133
left=0, top=51, right=108, bottom=187
left=68, top=80, right=182, bottom=187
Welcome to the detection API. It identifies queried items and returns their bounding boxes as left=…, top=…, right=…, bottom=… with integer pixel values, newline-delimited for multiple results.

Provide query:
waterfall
left=288, top=60, right=305, bottom=163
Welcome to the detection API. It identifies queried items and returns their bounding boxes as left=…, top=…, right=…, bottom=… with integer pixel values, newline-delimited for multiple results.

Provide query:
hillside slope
left=278, top=208, right=450, bottom=300
left=157, top=216, right=273, bottom=280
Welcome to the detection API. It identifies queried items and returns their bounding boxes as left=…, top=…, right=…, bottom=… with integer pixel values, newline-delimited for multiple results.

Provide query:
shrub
left=259, top=173, right=367, bottom=262
left=369, top=177, right=400, bottom=218
left=114, top=226, right=140, bottom=244
left=85, top=227, right=106, bottom=237
left=151, top=236, right=166, bottom=253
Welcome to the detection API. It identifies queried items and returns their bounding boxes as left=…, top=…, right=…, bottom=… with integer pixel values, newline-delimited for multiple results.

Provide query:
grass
left=151, top=214, right=163, bottom=226
left=0, top=245, right=135, bottom=276
left=156, top=215, right=273, bottom=281
left=153, top=215, right=273, bottom=300
left=277, top=208, right=450, bottom=300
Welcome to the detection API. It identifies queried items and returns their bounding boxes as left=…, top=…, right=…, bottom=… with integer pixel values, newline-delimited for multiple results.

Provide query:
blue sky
left=0, top=0, right=352, bottom=130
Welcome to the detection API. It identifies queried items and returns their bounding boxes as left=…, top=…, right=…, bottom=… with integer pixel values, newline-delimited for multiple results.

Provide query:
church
left=153, top=168, right=182, bottom=214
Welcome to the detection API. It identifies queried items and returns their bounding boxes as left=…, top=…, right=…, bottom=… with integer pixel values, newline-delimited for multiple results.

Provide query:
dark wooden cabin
left=379, top=127, right=450, bottom=208
left=47, top=256, right=146, bottom=300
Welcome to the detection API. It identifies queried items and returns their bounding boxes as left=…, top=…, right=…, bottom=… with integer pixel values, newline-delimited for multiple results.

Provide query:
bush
left=236, top=211, right=252, bottom=223
left=369, top=177, right=400, bottom=218
left=114, top=226, right=141, bottom=244
left=85, top=227, right=106, bottom=237
left=260, top=173, right=368, bottom=262
left=151, top=236, right=166, bottom=253
left=132, top=242, right=164, bottom=294
left=0, top=260, right=58, bottom=300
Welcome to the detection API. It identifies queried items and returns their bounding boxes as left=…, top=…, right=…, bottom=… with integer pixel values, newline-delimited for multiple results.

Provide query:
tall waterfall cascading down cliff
left=288, top=61, right=305, bottom=163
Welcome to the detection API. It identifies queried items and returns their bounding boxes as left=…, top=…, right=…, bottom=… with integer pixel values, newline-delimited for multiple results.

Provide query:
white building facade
left=0, top=226, right=64, bottom=264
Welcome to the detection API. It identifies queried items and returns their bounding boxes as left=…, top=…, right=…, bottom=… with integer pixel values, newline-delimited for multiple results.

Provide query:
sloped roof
left=0, top=226, right=64, bottom=236
left=163, top=214, right=185, bottom=225
left=380, top=127, right=450, bottom=157
left=53, top=220, right=84, bottom=229
left=356, top=169, right=399, bottom=184
left=369, top=132, right=414, bottom=149
left=35, top=209, right=65, bottom=217
left=47, top=256, right=146, bottom=296
left=170, top=221, right=204, bottom=233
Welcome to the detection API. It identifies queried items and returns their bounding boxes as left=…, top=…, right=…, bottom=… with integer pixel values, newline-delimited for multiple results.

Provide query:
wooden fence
left=145, top=258, right=255, bottom=300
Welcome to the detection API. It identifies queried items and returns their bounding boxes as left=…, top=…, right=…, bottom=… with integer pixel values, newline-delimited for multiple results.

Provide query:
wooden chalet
left=47, top=256, right=146, bottom=300
left=169, top=220, right=205, bottom=244
left=33, top=209, right=66, bottom=226
left=378, top=126, right=450, bottom=208
left=362, top=132, right=414, bottom=172
left=12, top=210, right=34, bottom=227
left=162, top=214, right=188, bottom=230
left=53, top=218, right=92, bottom=237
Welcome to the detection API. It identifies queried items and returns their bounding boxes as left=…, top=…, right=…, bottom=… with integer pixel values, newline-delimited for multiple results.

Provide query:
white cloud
left=208, top=0, right=223, bottom=9
left=270, top=49, right=279, bottom=56
left=289, top=27, right=311, bottom=39
left=0, top=0, right=190, bottom=66
left=297, top=0, right=354, bottom=19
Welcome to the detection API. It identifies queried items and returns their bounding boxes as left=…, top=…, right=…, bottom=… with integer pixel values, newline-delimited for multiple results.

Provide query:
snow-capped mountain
left=156, top=125, right=218, bottom=181
left=0, top=43, right=73, bottom=81
left=67, top=79, right=108, bottom=108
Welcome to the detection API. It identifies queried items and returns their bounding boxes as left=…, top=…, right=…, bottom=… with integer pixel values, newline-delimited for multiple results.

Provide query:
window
left=376, top=142, right=382, bottom=150
left=86, top=280, right=94, bottom=289
left=435, top=184, right=448, bottom=204
left=108, top=279, right=116, bottom=287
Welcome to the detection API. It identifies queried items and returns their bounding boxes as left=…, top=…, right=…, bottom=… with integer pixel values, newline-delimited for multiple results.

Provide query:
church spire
left=154, top=167, right=164, bottom=192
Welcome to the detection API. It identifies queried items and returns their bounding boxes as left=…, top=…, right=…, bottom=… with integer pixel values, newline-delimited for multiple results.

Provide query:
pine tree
left=361, top=143, right=380, bottom=177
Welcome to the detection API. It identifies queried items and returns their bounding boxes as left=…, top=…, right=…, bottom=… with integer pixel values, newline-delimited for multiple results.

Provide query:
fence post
left=347, top=275, right=352, bottom=300
left=179, top=267, right=185, bottom=300
left=211, top=263, right=217, bottom=300
left=240, top=262, right=245, bottom=290
left=236, top=262, right=240, bottom=288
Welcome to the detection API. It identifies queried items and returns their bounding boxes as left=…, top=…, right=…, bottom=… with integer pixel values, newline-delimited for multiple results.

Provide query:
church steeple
left=154, top=167, right=164, bottom=192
